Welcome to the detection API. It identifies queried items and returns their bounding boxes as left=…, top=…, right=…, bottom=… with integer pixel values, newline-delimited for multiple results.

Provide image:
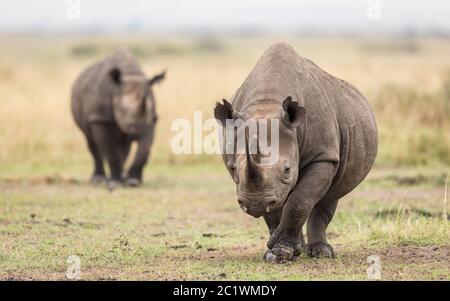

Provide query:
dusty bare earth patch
left=1, top=245, right=448, bottom=281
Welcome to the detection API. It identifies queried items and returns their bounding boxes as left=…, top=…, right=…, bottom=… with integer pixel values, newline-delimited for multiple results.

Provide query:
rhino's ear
left=149, top=70, right=166, bottom=86
left=109, top=67, right=122, bottom=86
left=214, top=99, right=234, bottom=127
left=281, top=96, right=305, bottom=128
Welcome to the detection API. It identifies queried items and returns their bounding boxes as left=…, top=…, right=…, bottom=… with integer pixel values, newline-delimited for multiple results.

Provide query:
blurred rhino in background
left=71, top=48, right=165, bottom=188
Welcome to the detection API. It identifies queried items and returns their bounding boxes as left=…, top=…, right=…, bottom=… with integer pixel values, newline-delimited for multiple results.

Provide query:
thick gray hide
left=217, top=43, right=378, bottom=262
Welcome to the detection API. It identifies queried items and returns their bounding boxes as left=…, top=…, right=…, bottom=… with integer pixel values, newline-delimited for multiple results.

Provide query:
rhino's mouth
left=242, top=207, right=265, bottom=218
left=128, top=125, right=139, bottom=134
left=238, top=197, right=279, bottom=218
left=123, top=122, right=147, bottom=136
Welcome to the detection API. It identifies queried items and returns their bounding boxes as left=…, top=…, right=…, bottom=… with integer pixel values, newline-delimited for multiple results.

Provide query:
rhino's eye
left=233, top=171, right=239, bottom=184
left=229, top=164, right=239, bottom=183
left=282, top=164, right=291, bottom=182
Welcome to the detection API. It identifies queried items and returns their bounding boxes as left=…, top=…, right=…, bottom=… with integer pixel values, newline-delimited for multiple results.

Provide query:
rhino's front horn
left=245, top=134, right=264, bottom=185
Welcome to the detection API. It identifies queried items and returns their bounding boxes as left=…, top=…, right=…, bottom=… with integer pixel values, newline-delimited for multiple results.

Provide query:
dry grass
left=1, top=35, right=450, bottom=170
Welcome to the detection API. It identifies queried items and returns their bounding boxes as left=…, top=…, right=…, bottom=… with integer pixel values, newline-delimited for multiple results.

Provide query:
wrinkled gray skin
left=214, top=43, right=378, bottom=263
left=71, top=48, right=165, bottom=188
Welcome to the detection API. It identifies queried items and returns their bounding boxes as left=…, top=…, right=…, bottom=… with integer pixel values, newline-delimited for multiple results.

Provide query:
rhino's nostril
left=238, top=199, right=248, bottom=213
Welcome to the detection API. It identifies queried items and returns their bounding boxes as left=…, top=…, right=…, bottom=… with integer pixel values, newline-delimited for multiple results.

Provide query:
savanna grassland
left=0, top=34, right=449, bottom=280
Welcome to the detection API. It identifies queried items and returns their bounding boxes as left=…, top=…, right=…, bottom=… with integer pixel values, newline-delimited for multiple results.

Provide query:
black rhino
left=71, top=48, right=165, bottom=188
left=214, top=43, right=378, bottom=262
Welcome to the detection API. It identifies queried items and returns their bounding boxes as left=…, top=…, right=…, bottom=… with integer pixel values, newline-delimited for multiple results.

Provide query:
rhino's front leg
left=124, top=129, right=154, bottom=187
left=264, top=162, right=336, bottom=263
left=263, top=208, right=282, bottom=235
left=91, top=123, right=124, bottom=189
left=263, top=208, right=305, bottom=262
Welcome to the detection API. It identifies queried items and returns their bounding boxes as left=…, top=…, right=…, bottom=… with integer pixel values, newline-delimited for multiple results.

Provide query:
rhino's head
left=109, top=67, right=165, bottom=136
left=214, top=97, right=305, bottom=218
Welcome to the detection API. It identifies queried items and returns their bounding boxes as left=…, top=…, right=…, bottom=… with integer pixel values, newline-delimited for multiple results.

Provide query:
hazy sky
left=0, top=0, right=449, bottom=34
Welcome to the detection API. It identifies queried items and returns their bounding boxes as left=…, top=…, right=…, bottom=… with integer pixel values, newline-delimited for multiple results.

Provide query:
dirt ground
left=0, top=165, right=448, bottom=280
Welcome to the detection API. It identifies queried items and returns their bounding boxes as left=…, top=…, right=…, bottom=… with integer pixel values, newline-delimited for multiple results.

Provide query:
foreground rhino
left=214, top=43, right=377, bottom=262
left=71, top=48, right=165, bottom=188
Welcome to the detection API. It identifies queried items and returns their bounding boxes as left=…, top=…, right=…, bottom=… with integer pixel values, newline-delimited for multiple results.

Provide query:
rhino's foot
left=264, top=228, right=303, bottom=263
left=306, top=242, right=335, bottom=258
left=263, top=240, right=302, bottom=264
left=263, top=249, right=284, bottom=263
left=263, top=247, right=299, bottom=264
left=106, top=179, right=122, bottom=191
left=123, top=177, right=141, bottom=187
left=90, top=174, right=106, bottom=185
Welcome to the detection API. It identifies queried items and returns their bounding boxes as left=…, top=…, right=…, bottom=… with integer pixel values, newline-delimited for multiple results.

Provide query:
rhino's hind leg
left=87, top=138, right=106, bottom=184
left=306, top=198, right=338, bottom=258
